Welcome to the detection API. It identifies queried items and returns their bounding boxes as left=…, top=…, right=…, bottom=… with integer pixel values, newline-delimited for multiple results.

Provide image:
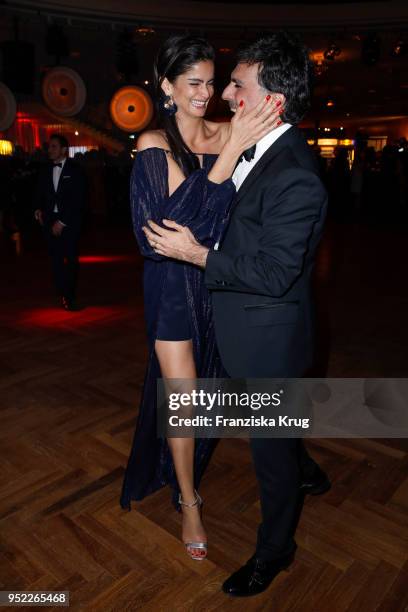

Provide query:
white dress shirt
left=232, top=123, right=292, bottom=191
left=213, top=123, right=292, bottom=250
left=53, top=157, right=67, bottom=212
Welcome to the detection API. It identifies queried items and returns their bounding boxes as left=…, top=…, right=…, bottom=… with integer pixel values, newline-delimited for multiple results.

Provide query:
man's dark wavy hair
left=50, top=133, right=69, bottom=149
left=237, top=32, right=314, bottom=125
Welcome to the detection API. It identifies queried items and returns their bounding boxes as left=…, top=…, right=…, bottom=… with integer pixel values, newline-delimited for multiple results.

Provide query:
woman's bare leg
left=155, top=339, right=206, bottom=558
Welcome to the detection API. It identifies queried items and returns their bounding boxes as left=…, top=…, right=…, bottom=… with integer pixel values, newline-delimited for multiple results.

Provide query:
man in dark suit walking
left=143, top=32, right=330, bottom=596
left=34, top=134, right=86, bottom=310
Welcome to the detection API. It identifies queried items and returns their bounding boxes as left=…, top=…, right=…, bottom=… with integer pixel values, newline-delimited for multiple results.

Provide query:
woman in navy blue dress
left=120, top=35, right=280, bottom=560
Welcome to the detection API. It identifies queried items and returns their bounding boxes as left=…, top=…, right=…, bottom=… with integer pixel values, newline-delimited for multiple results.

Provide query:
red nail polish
left=276, top=100, right=282, bottom=107
left=277, top=119, right=282, bottom=126
left=239, top=100, right=244, bottom=107
left=266, top=95, right=271, bottom=101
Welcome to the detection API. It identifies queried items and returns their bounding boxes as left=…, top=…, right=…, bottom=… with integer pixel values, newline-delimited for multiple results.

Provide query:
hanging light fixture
left=110, top=85, right=154, bottom=132
left=391, top=38, right=407, bottom=57
left=324, top=42, right=341, bottom=61
left=42, top=67, right=86, bottom=116
left=312, top=52, right=328, bottom=77
left=134, top=26, right=155, bottom=39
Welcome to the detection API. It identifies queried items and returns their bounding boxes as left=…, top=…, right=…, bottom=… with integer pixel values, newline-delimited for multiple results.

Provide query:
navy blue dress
left=120, top=147, right=236, bottom=510
left=156, top=259, right=191, bottom=340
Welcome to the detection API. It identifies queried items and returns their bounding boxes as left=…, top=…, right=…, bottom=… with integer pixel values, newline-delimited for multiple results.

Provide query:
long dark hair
left=154, top=35, right=215, bottom=175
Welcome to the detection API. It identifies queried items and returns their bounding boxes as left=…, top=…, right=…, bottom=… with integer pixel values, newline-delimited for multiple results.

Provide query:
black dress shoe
left=222, top=549, right=295, bottom=597
left=300, top=465, right=331, bottom=496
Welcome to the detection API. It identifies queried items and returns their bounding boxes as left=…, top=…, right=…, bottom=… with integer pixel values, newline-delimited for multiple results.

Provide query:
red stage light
left=16, top=306, right=134, bottom=329
left=32, top=122, right=40, bottom=148
left=79, top=255, right=135, bottom=264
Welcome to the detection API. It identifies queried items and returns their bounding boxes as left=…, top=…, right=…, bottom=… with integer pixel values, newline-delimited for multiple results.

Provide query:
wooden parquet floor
left=1, top=224, right=407, bottom=611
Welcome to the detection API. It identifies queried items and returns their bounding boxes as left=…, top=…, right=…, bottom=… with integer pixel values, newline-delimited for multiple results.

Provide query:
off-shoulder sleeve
left=130, top=148, right=236, bottom=259
left=130, top=149, right=168, bottom=261
left=164, top=168, right=235, bottom=247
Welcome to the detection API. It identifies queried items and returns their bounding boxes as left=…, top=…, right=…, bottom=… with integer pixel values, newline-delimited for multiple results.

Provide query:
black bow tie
left=238, top=145, right=256, bottom=164
left=53, top=162, right=62, bottom=168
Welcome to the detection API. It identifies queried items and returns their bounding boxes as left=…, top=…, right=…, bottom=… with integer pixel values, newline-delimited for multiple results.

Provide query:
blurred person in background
left=34, top=134, right=87, bottom=311
left=350, top=147, right=366, bottom=217
left=328, top=146, right=351, bottom=220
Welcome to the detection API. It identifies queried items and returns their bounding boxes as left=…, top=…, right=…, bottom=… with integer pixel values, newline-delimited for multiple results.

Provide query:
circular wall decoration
left=0, top=82, right=17, bottom=130
left=42, top=66, right=86, bottom=116
left=110, top=86, right=153, bottom=132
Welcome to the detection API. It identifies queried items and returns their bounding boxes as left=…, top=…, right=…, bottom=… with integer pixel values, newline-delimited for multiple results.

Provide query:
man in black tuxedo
left=144, top=33, right=330, bottom=596
left=34, top=134, right=86, bottom=310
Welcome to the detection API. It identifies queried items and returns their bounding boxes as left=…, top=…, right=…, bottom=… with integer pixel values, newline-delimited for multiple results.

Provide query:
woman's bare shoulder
left=136, top=130, right=169, bottom=152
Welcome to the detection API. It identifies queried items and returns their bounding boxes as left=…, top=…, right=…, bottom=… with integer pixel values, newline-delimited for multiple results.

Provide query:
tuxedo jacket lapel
left=235, top=127, right=295, bottom=204
left=56, top=160, right=70, bottom=194
left=49, top=164, right=56, bottom=194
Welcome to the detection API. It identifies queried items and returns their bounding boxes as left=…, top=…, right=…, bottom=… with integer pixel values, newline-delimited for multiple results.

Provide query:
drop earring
left=162, top=94, right=177, bottom=116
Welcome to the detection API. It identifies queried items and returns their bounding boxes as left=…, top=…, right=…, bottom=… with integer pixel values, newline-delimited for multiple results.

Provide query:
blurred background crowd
left=1, top=134, right=407, bottom=255
left=0, top=146, right=132, bottom=249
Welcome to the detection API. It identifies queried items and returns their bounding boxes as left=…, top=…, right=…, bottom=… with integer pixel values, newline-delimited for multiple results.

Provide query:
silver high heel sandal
left=178, top=489, right=207, bottom=561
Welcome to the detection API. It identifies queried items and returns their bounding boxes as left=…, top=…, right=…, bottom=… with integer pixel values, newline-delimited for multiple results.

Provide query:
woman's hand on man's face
left=228, top=94, right=284, bottom=153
